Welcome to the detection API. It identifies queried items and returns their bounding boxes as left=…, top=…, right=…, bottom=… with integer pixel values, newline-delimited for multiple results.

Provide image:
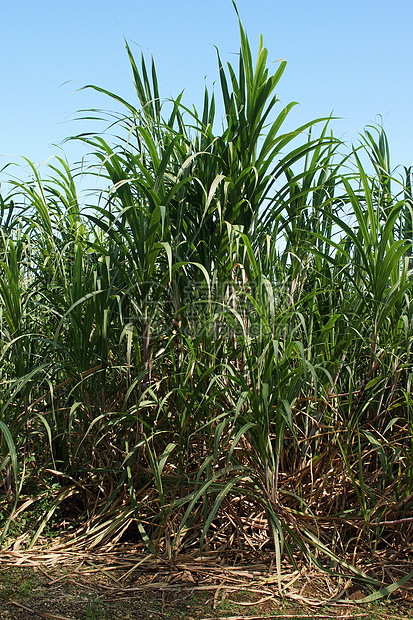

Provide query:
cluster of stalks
left=1, top=11, right=413, bottom=591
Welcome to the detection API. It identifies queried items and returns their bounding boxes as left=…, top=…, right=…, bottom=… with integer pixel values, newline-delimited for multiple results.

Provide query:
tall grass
left=1, top=11, right=413, bottom=592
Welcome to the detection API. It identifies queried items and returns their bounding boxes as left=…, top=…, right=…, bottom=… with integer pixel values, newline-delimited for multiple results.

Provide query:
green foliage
left=85, top=594, right=106, bottom=620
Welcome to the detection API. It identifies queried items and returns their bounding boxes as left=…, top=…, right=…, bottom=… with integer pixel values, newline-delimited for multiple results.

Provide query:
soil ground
left=0, top=564, right=412, bottom=620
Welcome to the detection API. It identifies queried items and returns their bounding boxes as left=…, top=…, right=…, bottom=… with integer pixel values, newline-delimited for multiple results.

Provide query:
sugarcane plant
left=0, top=5, right=413, bottom=596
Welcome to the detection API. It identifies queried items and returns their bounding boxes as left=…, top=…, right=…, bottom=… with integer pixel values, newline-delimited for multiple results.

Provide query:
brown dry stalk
left=9, top=600, right=73, bottom=620
left=371, top=515, right=413, bottom=526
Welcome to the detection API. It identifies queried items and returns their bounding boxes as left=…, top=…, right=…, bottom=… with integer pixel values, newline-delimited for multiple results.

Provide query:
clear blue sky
left=1, top=0, right=412, bottom=182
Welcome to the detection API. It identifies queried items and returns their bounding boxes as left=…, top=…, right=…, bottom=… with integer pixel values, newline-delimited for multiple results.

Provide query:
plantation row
left=1, top=17, right=413, bottom=586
